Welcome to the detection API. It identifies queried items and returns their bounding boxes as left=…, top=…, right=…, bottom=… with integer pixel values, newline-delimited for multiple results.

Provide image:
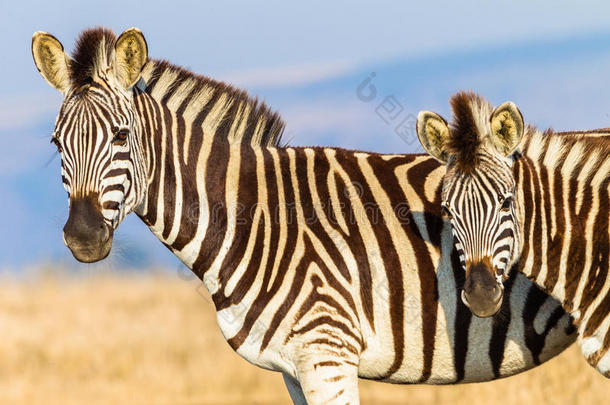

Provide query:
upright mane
left=69, top=27, right=116, bottom=87
left=447, top=91, right=494, bottom=172
left=67, top=27, right=285, bottom=148
left=520, top=126, right=610, bottom=182
left=140, top=59, right=285, bottom=148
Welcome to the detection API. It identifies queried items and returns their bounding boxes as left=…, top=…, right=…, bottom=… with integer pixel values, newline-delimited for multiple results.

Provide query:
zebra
left=416, top=91, right=610, bottom=378
left=32, top=27, right=576, bottom=404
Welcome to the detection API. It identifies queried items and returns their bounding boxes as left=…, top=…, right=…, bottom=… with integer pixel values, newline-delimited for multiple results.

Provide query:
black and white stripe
left=425, top=92, right=610, bottom=379
left=34, top=29, right=579, bottom=404
left=442, top=153, right=520, bottom=283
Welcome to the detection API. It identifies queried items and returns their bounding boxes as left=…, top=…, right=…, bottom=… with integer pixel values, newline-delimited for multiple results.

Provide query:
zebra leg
left=293, top=352, right=360, bottom=405
left=580, top=333, right=610, bottom=378
left=283, top=373, right=308, bottom=405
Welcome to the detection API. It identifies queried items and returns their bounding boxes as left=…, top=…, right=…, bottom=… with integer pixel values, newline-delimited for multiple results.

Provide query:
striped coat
left=32, top=28, right=576, bottom=404
left=416, top=91, right=609, bottom=379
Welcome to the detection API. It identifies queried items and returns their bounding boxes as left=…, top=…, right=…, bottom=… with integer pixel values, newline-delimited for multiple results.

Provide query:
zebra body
left=33, top=28, right=576, bottom=403
left=416, top=92, right=609, bottom=377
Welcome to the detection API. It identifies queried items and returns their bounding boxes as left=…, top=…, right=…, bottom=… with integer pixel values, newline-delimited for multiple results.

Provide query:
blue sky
left=2, top=1, right=610, bottom=269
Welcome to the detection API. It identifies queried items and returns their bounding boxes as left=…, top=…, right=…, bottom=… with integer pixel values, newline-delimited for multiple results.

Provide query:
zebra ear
left=114, top=27, right=148, bottom=89
left=32, top=31, right=72, bottom=93
left=489, top=101, right=524, bottom=156
left=417, top=111, right=450, bottom=163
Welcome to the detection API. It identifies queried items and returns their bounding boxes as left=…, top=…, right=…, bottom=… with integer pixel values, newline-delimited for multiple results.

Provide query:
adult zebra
left=416, top=91, right=610, bottom=377
left=32, top=28, right=575, bottom=403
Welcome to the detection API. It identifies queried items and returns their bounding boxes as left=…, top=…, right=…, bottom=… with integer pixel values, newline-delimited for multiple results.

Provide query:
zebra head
left=416, top=92, right=525, bottom=318
left=32, top=28, right=149, bottom=263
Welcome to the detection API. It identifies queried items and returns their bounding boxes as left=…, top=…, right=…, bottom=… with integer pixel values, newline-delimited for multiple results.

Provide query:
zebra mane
left=447, top=91, right=494, bottom=173
left=140, top=59, right=286, bottom=148
left=521, top=125, right=610, bottom=181
left=68, top=27, right=285, bottom=148
left=69, top=27, right=116, bottom=88
left=447, top=91, right=610, bottom=177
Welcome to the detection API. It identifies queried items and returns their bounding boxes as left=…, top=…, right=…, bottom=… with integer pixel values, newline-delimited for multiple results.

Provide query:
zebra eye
left=500, top=196, right=513, bottom=212
left=441, top=203, right=453, bottom=219
left=113, top=128, right=129, bottom=144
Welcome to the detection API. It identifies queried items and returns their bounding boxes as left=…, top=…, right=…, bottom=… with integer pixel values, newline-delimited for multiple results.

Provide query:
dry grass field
left=0, top=271, right=605, bottom=405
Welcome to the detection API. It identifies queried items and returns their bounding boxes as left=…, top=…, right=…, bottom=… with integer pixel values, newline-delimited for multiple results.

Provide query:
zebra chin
left=64, top=234, right=113, bottom=263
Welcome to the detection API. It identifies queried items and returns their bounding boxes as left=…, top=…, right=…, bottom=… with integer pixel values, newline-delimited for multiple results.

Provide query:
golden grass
left=0, top=272, right=605, bottom=405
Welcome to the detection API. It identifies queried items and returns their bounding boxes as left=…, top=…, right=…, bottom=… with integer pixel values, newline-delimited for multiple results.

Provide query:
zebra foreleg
left=579, top=332, right=610, bottom=378
left=283, top=373, right=308, bottom=405
left=291, top=347, right=360, bottom=405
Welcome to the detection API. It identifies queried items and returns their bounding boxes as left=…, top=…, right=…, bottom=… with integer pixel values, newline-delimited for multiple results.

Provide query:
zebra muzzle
left=63, top=196, right=113, bottom=263
left=462, top=260, right=503, bottom=318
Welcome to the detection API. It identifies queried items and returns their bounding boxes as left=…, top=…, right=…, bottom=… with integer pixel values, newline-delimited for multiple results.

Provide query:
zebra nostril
left=461, top=289, right=470, bottom=308
left=64, top=196, right=112, bottom=246
left=98, top=223, right=111, bottom=243
left=493, top=284, right=503, bottom=302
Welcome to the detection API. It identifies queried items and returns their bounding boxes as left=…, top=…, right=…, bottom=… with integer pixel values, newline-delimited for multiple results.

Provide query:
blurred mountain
left=3, top=31, right=610, bottom=269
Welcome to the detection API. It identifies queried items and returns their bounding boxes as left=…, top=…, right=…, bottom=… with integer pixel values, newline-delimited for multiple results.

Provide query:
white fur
left=580, top=335, right=602, bottom=358
left=596, top=349, right=610, bottom=376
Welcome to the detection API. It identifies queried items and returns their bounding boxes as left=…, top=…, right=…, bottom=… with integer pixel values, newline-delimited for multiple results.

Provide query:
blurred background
left=0, top=1, right=608, bottom=404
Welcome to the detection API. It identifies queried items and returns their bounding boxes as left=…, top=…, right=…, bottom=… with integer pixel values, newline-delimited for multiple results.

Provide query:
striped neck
left=130, top=60, right=284, bottom=276
left=514, top=128, right=609, bottom=328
